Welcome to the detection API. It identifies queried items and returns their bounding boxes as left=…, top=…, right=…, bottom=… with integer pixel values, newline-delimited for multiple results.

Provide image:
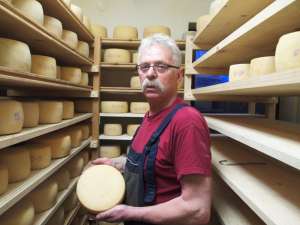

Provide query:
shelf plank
left=211, top=136, right=300, bottom=225
left=100, top=87, right=184, bottom=94
left=40, top=0, right=94, bottom=42
left=64, top=204, right=81, bottom=225
left=0, top=138, right=90, bottom=216
left=99, top=134, right=133, bottom=141
left=33, top=178, right=78, bottom=225
left=206, top=116, right=300, bottom=170
left=100, top=112, right=145, bottom=118
left=213, top=173, right=266, bottom=225
left=0, top=113, right=93, bottom=150
left=193, top=0, right=300, bottom=72
left=193, top=0, right=273, bottom=48
left=0, top=1, right=93, bottom=66
left=100, top=63, right=137, bottom=70
left=0, top=66, right=91, bottom=92
left=192, top=69, right=300, bottom=97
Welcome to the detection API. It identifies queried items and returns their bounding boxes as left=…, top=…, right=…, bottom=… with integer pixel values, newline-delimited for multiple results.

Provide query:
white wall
left=72, top=0, right=213, bottom=40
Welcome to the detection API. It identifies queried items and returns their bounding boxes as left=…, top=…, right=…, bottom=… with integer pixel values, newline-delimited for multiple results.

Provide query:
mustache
left=141, top=78, right=165, bottom=92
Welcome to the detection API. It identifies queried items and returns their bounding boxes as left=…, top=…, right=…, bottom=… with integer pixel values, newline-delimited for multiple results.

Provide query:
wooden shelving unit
left=100, top=112, right=144, bottom=118
left=100, top=134, right=133, bottom=141
left=64, top=204, right=81, bottom=225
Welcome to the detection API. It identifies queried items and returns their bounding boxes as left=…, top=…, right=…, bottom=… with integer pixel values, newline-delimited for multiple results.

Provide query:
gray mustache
left=142, top=78, right=165, bottom=92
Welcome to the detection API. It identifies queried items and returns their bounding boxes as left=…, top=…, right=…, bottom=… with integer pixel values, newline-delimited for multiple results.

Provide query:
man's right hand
left=92, top=156, right=127, bottom=172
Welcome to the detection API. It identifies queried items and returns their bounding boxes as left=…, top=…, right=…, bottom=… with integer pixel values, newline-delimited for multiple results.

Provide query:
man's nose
left=145, top=66, right=157, bottom=80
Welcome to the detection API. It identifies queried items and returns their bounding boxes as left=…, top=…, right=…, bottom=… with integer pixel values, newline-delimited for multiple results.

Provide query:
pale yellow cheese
left=83, top=16, right=91, bottom=31
left=229, top=64, right=250, bottom=82
left=104, top=124, right=122, bottom=136
left=0, top=146, right=31, bottom=183
left=64, top=190, right=78, bottom=212
left=0, top=100, right=24, bottom=135
left=43, top=15, right=63, bottom=38
left=100, top=146, right=121, bottom=158
left=56, top=65, right=61, bottom=79
left=0, top=38, right=31, bottom=72
left=64, top=126, right=83, bottom=148
left=130, top=102, right=149, bottom=114
left=62, top=30, right=78, bottom=49
left=196, top=14, right=212, bottom=32
left=62, top=101, right=75, bottom=119
left=76, top=165, right=125, bottom=213
left=40, top=132, right=71, bottom=159
left=143, top=25, right=171, bottom=37
left=46, top=206, right=64, bottom=225
left=53, top=168, right=70, bottom=191
left=127, top=124, right=140, bottom=136
left=80, top=150, right=89, bottom=165
left=39, top=101, right=63, bottom=124
left=12, top=0, right=44, bottom=25
left=78, top=124, right=90, bottom=140
left=66, top=156, right=84, bottom=178
left=0, top=200, right=35, bottom=225
left=275, top=31, right=300, bottom=72
left=28, top=179, right=58, bottom=213
left=75, top=100, right=93, bottom=113
left=80, top=72, right=89, bottom=86
left=249, top=56, right=275, bottom=76
left=101, top=101, right=128, bottom=113
left=0, top=165, right=8, bottom=195
left=113, top=25, right=138, bottom=40
left=70, top=4, right=83, bottom=22
left=27, top=143, right=51, bottom=170
left=77, top=41, right=90, bottom=58
left=60, top=67, right=82, bottom=84
left=132, top=52, right=138, bottom=64
left=104, top=48, right=131, bottom=64
left=90, top=24, right=107, bottom=38
left=130, top=76, right=141, bottom=89
left=31, top=55, right=57, bottom=79
left=21, top=101, right=39, bottom=128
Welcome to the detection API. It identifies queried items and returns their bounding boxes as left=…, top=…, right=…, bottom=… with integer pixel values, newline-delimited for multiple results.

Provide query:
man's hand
left=95, top=204, right=134, bottom=223
left=92, top=155, right=127, bottom=172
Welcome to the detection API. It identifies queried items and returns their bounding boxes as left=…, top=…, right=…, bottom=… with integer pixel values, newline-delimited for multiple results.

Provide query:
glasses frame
left=136, top=63, right=180, bottom=74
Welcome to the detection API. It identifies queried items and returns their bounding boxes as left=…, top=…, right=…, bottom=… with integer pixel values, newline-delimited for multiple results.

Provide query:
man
left=93, top=34, right=212, bottom=225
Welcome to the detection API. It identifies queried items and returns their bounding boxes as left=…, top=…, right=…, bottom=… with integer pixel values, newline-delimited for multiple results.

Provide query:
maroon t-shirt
left=131, top=98, right=211, bottom=204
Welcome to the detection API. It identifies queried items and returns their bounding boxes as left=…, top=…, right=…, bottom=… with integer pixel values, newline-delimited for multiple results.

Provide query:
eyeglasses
left=136, top=63, right=180, bottom=74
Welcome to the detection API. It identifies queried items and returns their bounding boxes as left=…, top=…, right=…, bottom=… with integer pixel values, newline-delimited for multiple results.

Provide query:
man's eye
left=141, top=64, right=150, bottom=69
left=156, top=64, right=168, bottom=69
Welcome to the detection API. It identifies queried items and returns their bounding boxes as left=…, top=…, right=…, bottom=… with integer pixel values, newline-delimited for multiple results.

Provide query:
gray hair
left=137, top=34, right=182, bottom=67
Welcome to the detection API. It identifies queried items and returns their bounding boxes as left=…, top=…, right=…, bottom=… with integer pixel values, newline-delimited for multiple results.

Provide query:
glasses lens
left=138, top=64, right=150, bottom=73
left=155, top=64, right=169, bottom=73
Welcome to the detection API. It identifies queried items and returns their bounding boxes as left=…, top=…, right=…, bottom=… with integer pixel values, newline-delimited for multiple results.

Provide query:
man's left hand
left=95, top=204, right=132, bottom=222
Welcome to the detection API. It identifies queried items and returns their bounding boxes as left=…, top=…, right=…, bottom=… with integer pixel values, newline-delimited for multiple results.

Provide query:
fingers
left=92, top=157, right=112, bottom=165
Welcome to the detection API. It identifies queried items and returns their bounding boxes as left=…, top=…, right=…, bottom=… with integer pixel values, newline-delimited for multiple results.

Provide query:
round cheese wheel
left=113, top=25, right=138, bottom=40
left=143, top=25, right=171, bottom=37
left=103, top=124, right=122, bottom=136
left=250, top=56, right=275, bottom=76
left=77, top=41, right=89, bottom=58
left=196, top=14, right=212, bottom=32
left=78, top=124, right=90, bottom=140
left=229, top=64, right=250, bottom=82
left=90, top=24, right=107, bottom=38
left=56, top=65, right=61, bottom=79
left=62, top=101, right=75, bottom=119
left=60, top=67, right=82, bottom=84
left=66, top=156, right=84, bottom=178
left=80, top=72, right=89, bottom=86
left=39, top=101, right=63, bottom=124
left=127, top=124, right=140, bottom=136
left=75, top=100, right=93, bottom=113
left=83, top=16, right=91, bottom=31
left=12, top=0, right=44, bottom=25
left=130, top=76, right=141, bottom=89
left=0, top=100, right=24, bottom=135
left=275, top=31, right=300, bottom=72
left=53, top=168, right=70, bottom=191
left=29, top=179, right=58, bottom=213
left=43, top=15, right=63, bottom=38
left=31, top=55, right=57, bottom=79
left=0, top=165, right=8, bottom=195
left=100, top=146, right=121, bottom=158
left=21, top=101, right=39, bottom=128
left=80, top=150, right=89, bottom=165
left=70, top=4, right=83, bottom=22
left=132, top=52, right=138, bottom=64
left=27, top=143, right=51, bottom=170
left=76, top=165, right=125, bottom=213
left=40, top=132, right=71, bottom=159
left=210, top=0, right=228, bottom=15
left=64, top=190, right=78, bottom=212
left=65, top=127, right=83, bottom=148
left=46, top=206, right=64, bottom=225
left=0, top=147, right=31, bottom=183
left=130, top=102, right=149, bottom=114
left=0, top=200, right=35, bottom=225
left=62, top=30, right=78, bottom=49
left=101, top=101, right=128, bottom=113
left=0, top=38, right=31, bottom=72
left=104, top=49, right=131, bottom=64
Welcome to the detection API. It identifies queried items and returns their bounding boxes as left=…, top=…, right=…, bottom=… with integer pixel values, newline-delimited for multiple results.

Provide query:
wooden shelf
left=192, top=69, right=300, bottom=97
left=213, top=173, right=265, bottom=225
left=206, top=116, right=300, bottom=170
left=0, top=113, right=93, bottom=150
left=211, top=136, right=300, bottom=225
left=100, top=63, right=137, bottom=70
left=100, top=112, right=144, bottom=118
left=99, top=134, right=133, bottom=141
left=33, top=178, right=78, bottom=225
left=0, top=138, right=90, bottom=216
left=193, top=0, right=273, bottom=48
left=64, top=204, right=81, bottom=225
left=193, top=0, right=300, bottom=73
left=100, top=87, right=184, bottom=94
left=40, top=0, right=94, bottom=42
left=0, top=66, right=92, bottom=92
left=0, top=1, right=93, bottom=66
